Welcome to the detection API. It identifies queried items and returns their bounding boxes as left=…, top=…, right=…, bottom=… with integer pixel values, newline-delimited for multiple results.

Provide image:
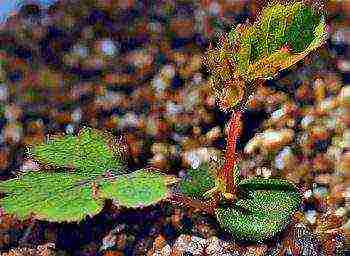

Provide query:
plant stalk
left=219, top=80, right=256, bottom=195
left=219, top=111, right=242, bottom=195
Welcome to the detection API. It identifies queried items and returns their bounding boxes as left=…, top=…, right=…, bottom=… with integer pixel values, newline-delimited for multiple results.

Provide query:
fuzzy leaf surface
left=204, top=2, right=327, bottom=111
left=178, top=163, right=216, bottom=200
left=28, top=127, right=127, bottom=177
left=0, top=171, right=104, bottom=222
left=99, top=169, right=171, bottom=208
left=233, top=2, right=327, bottom=81
left=215, top=177, right=301, bottom=242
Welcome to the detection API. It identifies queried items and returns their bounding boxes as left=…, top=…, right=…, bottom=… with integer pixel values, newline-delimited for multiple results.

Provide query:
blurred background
left=0, top=0, right=349, bottom=255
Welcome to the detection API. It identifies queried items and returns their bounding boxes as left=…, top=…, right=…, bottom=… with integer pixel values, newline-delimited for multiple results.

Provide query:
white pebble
left=0, top=84, right=8, bottom=101
left=71, top=108, right=82, bottom=123
left=275, top=146, right=293, bottom=170
left=100, top=234, right=116, bottom=251
left=148, top=22, right=162, bottom=34
left=160, top=244, right=171, bottom=256
left=256, top=168, right=262, bottom=176
left=209, top=1, right=221, bottom=16
left=72, top=44, right=89, bottom=58
left=152, top=76, right=167, bottom=94
left=304, top=190, right=313, bottom=199
left=301, top=115, right=314, bottom=129
left=244, top=134, right=262, bottom=154
left=192, top=73, right=203, bottom=85
left=271, top=108, right=285, bottom=121
left=317, top=97, right=337, bottom=112
left=326, top=146, right=342, bottom=162
left=335, top=207, right=347, bottom=217
left=124, top=113, right=139, bottom=128
left=197, top=147, right=211, bottom=163
left=20, top=159, right=40, bottom=173
left=331, top=29, right=346, bottom=44
left=130, top=49, right=153, bottom=68
left=171, top=133, right=187, bottom=143
left=166, top=101, right=183, bottom=116
left=100, top=39, right=118, bottom=56
left=65, top=124, right=74, bottom=134
left=186, top=151, right=201, bottom=169
left=263, top=130, right=282, bottom=143
left=313, top=186, right=328, bottom=198
left=261, top=167, right=272, bottom=178
left=305, top=210, right=317, bottom=224
left=161, top=64, right=176, bottom=79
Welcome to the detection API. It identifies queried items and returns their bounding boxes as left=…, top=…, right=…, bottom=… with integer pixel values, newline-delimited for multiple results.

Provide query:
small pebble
left=305, top=210, right=317, bottom=225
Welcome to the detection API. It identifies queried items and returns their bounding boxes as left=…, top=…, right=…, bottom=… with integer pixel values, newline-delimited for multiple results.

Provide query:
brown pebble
left=244, top=245, right=268, bottom=256
left=315, top=174, right=332, bottom=184
left=310, top=125, right=329, bottom=141
left=312, top=154, right=333, bottom=173
left=103, top=250, right=124, bottom=256
left=0, top=148, right=10, bottom=170
left=153, top=235, right=167, bottom=251
left=314, top=78, right=326, bottom=103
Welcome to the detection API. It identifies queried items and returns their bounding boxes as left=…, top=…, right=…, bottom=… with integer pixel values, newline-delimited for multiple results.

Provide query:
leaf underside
left=28, top=127, right=127, bottom=178
left=215, top=177, right=302, bottom=242
left=99, top=169, right=170, bottom=208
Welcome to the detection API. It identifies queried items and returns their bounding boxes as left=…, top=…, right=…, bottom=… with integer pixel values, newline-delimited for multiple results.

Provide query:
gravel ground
left=0, top=0, right=348, bottom=255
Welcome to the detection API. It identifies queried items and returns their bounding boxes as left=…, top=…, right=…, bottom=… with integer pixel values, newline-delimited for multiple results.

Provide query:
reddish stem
left=219, top=111, right=242, bottom=194
left=167, top=111, right=242, bottom=212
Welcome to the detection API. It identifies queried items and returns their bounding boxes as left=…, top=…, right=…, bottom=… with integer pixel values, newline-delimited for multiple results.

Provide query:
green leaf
left=74, top=128, right=127, bottom=176
left=28, top=127, right=127, bottom=178
left=215, top=177, right=302, bottom=242
left=99, top=169, right=171, bottom=208
left=204, top=2, right=327, bottom=111
left=0, top=130, right=176, bottom=222
left=0, top=172, right=104, bottom=222
left=204, top=36, right=245, bottom=111
left=178, top=163, right=216, bottom=200
left=232, top=2, right=327, bottom=81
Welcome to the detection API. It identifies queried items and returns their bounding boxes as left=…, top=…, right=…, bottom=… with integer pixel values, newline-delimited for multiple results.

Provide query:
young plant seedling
left=0, top=0, right=328, bottom=244
left=177, top=1, right=327, bottom=242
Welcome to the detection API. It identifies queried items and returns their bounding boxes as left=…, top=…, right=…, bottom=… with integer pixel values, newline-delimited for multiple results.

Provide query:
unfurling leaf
left=99, top=169, right=172, bottom=208
left=204, top=36, right=245, bottom=111
left=215, top=177, right=302, bottom=242
left=233, top=2, right=327, bottom=81
left=204, top=1, right=327, bottom=110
